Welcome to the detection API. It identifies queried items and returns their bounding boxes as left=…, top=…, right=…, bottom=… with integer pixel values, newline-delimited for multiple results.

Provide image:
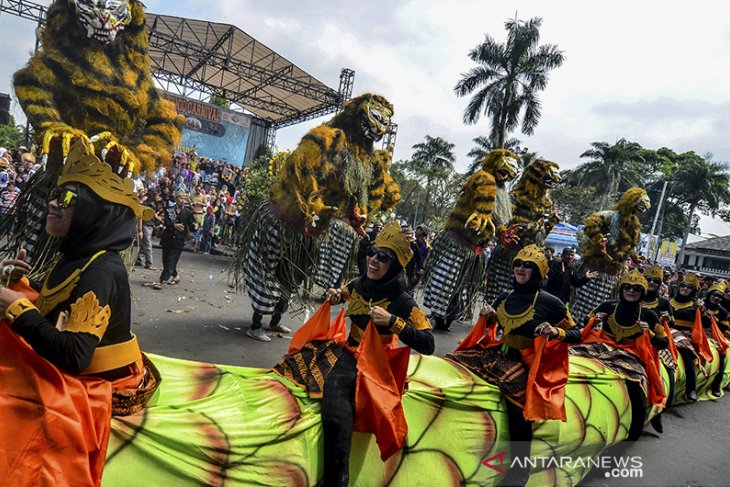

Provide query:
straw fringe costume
left=484, top=159, right=561, bottom=304
left=571, top=188, right=650, bottom=323
left=423, top=149, right=520, bottom=329
left=232, top=94, right=394, bottom=328
left=8, top=0, right=182, bottom=267
left=314, top=149, right=400, bottom=289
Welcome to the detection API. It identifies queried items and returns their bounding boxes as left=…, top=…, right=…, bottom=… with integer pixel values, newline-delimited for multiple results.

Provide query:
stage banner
left=657, top=240, right=679, bottom=267
left=164, top=93, right=251, bottom=165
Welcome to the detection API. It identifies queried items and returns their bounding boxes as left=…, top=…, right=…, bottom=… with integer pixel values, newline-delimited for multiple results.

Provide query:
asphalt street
left=132, top=246, right=730, bottom=487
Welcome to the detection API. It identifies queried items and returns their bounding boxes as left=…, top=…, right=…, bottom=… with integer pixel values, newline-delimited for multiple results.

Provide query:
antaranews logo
left=482, top=452, right=643, bottom=479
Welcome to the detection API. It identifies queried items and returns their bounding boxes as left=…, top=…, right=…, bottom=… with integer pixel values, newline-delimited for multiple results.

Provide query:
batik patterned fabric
left=570, top=342, right=649, bottom=396
left=314, top=220, right=358, bottom=289
left=422, top=232, right=485, bottom=321
left=445, top=347, right=527, bottom=406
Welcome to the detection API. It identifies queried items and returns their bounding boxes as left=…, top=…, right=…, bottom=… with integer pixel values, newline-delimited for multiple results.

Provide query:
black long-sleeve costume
left=588, top=300, right=668, bottom=350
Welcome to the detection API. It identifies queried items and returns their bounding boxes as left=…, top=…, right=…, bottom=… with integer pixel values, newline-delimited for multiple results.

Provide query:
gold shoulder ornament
left=61, top=291, right=112, bottom=340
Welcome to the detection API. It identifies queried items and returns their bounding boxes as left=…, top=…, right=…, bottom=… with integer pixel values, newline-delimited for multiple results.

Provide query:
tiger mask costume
left=13, top=0, right=183, bottom=174
left=509, top=159, right=561, bottom=246
left=444, top=149, right=521, bottom=247
left=582, top=187, right=650, bottom=274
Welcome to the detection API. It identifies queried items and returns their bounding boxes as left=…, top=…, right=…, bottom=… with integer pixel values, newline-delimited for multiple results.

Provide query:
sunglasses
left=646, top=277, right=663, bottom=285
left=49, top=187, right=77, bottom=209
left=367, top=245, right=393, bottom=264
left=678, top=283, right=693, bottom=289
left=622, top=284, right=644, bottom=293
left=512, top=260, right=536, bottom=270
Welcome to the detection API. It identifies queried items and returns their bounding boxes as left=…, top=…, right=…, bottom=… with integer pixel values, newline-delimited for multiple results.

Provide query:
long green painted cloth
left=102, top=349, right=729, bottom=486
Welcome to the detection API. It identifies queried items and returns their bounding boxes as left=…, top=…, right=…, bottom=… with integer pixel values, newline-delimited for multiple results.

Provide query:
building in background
left=682, top=235, right=730, bottom=277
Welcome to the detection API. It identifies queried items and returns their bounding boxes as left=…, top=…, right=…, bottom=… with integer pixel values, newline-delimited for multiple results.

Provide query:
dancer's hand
left=586, top=270, right=599, bottom=279
left=534, top=321, right=559, bottom=339
left=0, top=287, right=29, bottom=315
left=0, top=249, right=31, bottom=284
left=370, top=305, right=392, bottom=326
left=638, top=320, right=649, bottom=331
left=479, top=304, right=496, bottom=319
left=325, top=288, right=342, bottom=304
left=594, top=312, right=608, bottom=323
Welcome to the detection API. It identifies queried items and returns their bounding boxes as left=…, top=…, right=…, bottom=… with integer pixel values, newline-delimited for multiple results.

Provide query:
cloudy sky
left=2, top=0, right=729, bottom=240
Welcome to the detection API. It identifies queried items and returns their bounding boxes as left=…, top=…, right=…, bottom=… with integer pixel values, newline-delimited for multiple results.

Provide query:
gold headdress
left=374, top=221, right=413, bottom=268
left=643, top=265, right=663, bottom=281
left=513, top=244, right=549, bottom=279
left=683, top=274, right=700, bottom=290
left=57, top=139, right=153, bottom=221
left=620, top=269, right=647, bottom=294
left=707, top=281, right=726, bottom=296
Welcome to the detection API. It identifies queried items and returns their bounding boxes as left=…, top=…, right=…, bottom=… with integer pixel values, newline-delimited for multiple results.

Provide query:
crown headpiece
left=619, top=269, right=647, bottom=294
left=643, top=265, right=663, bottom=281
left=374, top=221, right=413, bottom=268
left=707, top=281, right=727, bottom=296
left=682, top=274, right=700, bottom=290
left=513, top=244, right=549, bottom=278
left=58, top=139, right=153, bottom=220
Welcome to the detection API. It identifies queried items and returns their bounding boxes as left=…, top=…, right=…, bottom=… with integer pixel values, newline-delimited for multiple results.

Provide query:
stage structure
left=0, top=0, right=357, bottom=164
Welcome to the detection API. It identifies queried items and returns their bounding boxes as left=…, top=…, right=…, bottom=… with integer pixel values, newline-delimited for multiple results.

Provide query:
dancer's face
left=678, top=283, right=693, bottom=297
left=366, top=246, right=392, bottom=280
left=646, top=277, right=661, bottom=292
left=621, top=284, right=643, bottom=303
left=46, top=184, right=77, bottom=237
left=513, top=260, right=534, bottom=285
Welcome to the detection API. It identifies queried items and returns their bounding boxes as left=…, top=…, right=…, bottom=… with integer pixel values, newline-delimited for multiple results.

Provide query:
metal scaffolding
left=1, top=0, right=354, bottom=135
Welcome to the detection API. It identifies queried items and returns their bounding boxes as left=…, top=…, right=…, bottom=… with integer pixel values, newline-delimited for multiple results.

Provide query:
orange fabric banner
left=353, top=320, right=409, bottom=461
left=709, top=315, right=729, bottom=355
left=662, top=319, right=679, bottom=365
left=0, top=323, right=112, bottom=487
left=692, top=307, right=713, bottom=362
left=288, top=302, right=347, bottom=353
left=521, top=334, right=569, bottom=421
left=455, top=315, right=488, bottom=351
left=634, top=330, right=667, bottom=407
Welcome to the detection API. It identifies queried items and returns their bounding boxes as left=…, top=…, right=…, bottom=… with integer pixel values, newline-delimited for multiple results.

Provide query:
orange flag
left=581, top=317, right=601, bottom=342
left=288, top=302, right=348, bottom=353
left=521, top=334, right=569, bottom=421
left=662, top=319, right=679, bottom=365
left=455, top=315, right=488, bottom=351
left=353, top=321, right=409, bottom=461
left=709, top=315, right=729, bottom=355
left=635, top=330, right=667, bottom=407
left=691, top=307, right=713, bottom=362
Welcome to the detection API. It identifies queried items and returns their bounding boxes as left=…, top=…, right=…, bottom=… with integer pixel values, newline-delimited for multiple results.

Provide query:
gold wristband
left=5, top=298, right=37, bottom=321
left=390, top=317, right=407, bottom=335
left=556, top=327, right=566, bottom=341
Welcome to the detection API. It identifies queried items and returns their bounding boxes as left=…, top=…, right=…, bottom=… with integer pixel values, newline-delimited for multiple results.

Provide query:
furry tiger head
left=69, top=0, right=133, bottom=43
left=522, top=159, right=561, bottom=189
left=329, top=93, right=394, bottom=143
left=614, top=187, right=651, bottom=216
left=480, top=149, right=521, bottom=185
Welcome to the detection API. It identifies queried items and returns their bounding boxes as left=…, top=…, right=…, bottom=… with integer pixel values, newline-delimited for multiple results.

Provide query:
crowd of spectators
left=0, top=146, right=40, bottom=219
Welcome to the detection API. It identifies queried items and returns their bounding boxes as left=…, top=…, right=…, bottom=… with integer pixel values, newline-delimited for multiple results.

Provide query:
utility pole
left=649, top=180, right=668, bottom=262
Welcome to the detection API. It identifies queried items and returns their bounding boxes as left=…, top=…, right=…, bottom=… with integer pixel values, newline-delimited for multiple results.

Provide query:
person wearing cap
left=544, top=246, right=598, bottom=304
left=274, top=221, right=434, bottom=487
left=0, top=140, right=160, bottom=484
left=574, top=269, right=668, bottom=439
left=446, top=244, right=580, bottom=485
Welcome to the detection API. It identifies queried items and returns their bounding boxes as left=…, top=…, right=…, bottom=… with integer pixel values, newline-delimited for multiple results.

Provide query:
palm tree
left=466, top=136, right=521, bottom=173
left=454, top=17, right=564, bottom=148
left=672, top=155, right=730, bottom=265
left=410, top=135, right=456, bottom=219
left=576, top=138, right=646, bottom=209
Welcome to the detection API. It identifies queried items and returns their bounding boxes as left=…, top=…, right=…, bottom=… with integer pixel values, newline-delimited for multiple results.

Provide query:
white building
left=682, top=235, right=730, bottom=277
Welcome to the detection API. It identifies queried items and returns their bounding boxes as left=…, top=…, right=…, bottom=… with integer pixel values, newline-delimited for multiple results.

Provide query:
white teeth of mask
left=86, top=23, right=95, bottom=38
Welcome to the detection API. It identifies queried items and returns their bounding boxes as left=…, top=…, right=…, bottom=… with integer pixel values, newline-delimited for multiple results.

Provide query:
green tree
left=454, top=17, right=565, bottom=148
left=671, top=155, right=730, bottom=265
left=0, top=115, right=23, bottom=148
left=209, top=94, right=230, bottom=109
left=551, top=182, right=602, bottom=226
left=410, top=135, right=456, bottom=218
left=574, top=138, right=646, bottom=209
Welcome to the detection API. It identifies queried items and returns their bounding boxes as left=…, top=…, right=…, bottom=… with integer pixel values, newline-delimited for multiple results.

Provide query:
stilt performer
left=422, top=149, right=520, bottom=331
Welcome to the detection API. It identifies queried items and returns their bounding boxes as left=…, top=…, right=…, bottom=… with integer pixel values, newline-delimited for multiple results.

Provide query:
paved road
left=132, top=246, right=730, bottom=487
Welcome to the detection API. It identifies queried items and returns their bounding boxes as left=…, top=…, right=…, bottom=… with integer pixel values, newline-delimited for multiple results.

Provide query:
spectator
left=201, top=205, right=216, bottom=254
left=544, top=247, right=598, bottom=304
left=153, top=192, right=196, bottom=290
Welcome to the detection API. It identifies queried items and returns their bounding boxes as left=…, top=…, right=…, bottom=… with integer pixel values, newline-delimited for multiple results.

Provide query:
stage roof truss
left=1, top=0, right=354, bottom=128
